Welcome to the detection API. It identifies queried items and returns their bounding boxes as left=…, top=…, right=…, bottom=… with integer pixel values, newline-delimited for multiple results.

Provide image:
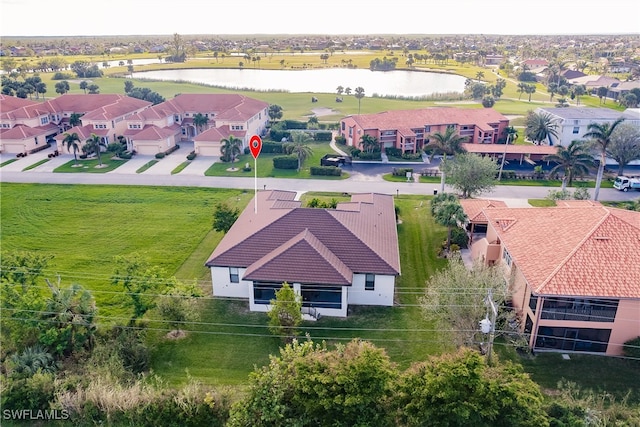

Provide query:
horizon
left=2, top=0, right=639, bottom=38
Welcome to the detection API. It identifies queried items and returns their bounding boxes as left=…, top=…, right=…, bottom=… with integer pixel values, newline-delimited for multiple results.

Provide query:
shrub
left=386, top=147, right=403, bottom=157
left=119, top=151, right=133, bottom=159
left=392, top=167, right=414, bottom=177
left=107, top=142, right=126, bottom=155
left=273, top=156, right=298, bottom=169
left=165, top=144, right=180, bottom=155
left=402, top=152, right=422, bottom=160
left=79, top=154, right=87, bottom=159
left=310, top=166, right=342, bottom=176
left=283, top=119, right=307, bottom=129
left=155, top=152, right=166, bottom=159
left=314, top=131, right=332, bottom=142
left=186, top=151, right=196, bottom=161
left=269, top=129, right=291, bottom=142
left=29, top=143, right=51, bottom=154
left=334, top=135, right=346, bottom=145
left=52, top=72, right=74, bottom=80
left=623, top=336, right=640, bottom=358
left=262, top=141, right=284, bottom=154
left=450, top=227, right=468, bottom=248
left=2, top=372, right=57, bottom=412
left=482, top=95, right=495, bottom=108
left=358, top=151, right=382, bottom=161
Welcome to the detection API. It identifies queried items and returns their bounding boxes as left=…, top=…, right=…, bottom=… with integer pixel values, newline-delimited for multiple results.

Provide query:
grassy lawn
left=0, top=158, right=18, bottom=167
left=22, top=158, right=50, bottom=171
left=136, top=160, right=158, bottom=173
left=54, top=156, right=126, bottom=173
left=205, top=142, right=347, bottom=179
left=171, top=161, right=191, bottom=175
left=383, top=173, right=418, bottom=183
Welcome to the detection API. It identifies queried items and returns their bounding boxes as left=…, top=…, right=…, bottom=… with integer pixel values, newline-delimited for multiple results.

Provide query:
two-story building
left=205, top=190, right=401, bottom=318
left=339, top=108, right=510, bottom=154
left=469, top=202, right=640, bottom=356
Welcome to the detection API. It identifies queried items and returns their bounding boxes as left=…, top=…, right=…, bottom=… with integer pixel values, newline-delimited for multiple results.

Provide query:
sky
left=1, top=0, right=639, bottom=38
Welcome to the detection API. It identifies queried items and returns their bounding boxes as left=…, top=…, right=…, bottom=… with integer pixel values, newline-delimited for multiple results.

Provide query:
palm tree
left=193, top=113, right=209, bottom=134
left=583, top=118, right=625, bottom=201
left=85, top=133, right=107, bottom=166
left=336, top=85, right=344, bottom=97
left=497, top=126, right=519, bottom=180
left=288, top=131, right=314, bottom=172
left=544, top=140, right=596, bottom=191
left=354, top=86, right=365, bottom=114
left=517, top=82, right=527, bottom=100
left=359, top=134, right=379, bottom=154
left=431, top=196, right=468, bottom=251
left=424, top=127, right=468, bottom=193
left=69, top=113, right=83, bottom=127
left=475, top=71, right=485, bottom=81
left=525, top=111, right=559, bottom=145
left=525, top=83, right=537, bottom=102
left=62, top=132, right=81, bottom=165
left=220, top=135, right=243, bottom=167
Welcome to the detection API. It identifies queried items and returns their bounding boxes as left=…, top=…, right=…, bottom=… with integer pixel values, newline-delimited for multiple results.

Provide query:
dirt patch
left=165, top=329, right=186, bottom=340
left=311, top=107, right=340, bottom=117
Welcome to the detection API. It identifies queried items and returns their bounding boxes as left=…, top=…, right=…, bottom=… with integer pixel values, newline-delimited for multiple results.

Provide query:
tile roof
left=348, top=107, right=509, bottom=132
left=193, top=125, right=246, bottom=142
left=161, top=94, right=268, bottom=122
left=459, top=198, right=508, bottom=223
left=206, top=190, right=400, bottom=285
left=129, top=124, right=181, bottom=140
left=0, top=124, right=48, bottom=139
left=483, top=205, right=640, bottom=298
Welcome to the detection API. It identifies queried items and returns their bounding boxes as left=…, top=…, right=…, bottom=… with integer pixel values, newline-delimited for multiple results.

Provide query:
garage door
left=196, top=143, right=221, bottom=157
left=1, top=142, right=26, bottom=154
left=134, top=144, right=159, bottom=156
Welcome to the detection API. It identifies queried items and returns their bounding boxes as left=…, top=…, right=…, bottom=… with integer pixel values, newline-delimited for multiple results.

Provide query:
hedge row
left=273, top=156, right=298, bottom=169
left=392, top=167, right=414, bottom=177
left=310, top=166, right=342, bottom=176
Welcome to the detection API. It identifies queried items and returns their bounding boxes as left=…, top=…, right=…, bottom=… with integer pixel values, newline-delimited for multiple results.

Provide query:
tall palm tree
left=583, top=118, right=625, bottom=201
left=69, top=113, right=83, bottom=127
left=62, top=132, right=81, bottom=165
left=288, top=131, right=314, bottom=172
left=497, top=126, right=519, bottom=181
left=544, top=140, right=596, bottom=191
left=475, top=71, right=485, bottom=81
left=424, top=127, right=468, bottom=193
left=85, top=133, right=107, bottom=166
left=354, top=86, right=365, bottom=114
left=525, top=111, right=559, bottom=145
left=517, top=82, right=527, bottom=100
left=193, top=113, right=209, bottom=134
left=220, top=135, right=243, bottom=167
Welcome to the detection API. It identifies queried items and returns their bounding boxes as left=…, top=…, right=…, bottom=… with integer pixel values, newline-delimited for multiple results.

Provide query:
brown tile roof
left=193, top=125, right=246, bottom=142
left=350, top=107, right=508, bottom=132
left=206, top=190, right=400, bottom=285
left=0, top=95, right=39, bottom=115
left=243, top=229, right=353, bottom=285
left=460, top=198, right=508, bottom=223
left=129, top=124, right=181, bottom=141
left=0, top=124, right=48, bottom=139
left=484, top=206, right=640, bottom=298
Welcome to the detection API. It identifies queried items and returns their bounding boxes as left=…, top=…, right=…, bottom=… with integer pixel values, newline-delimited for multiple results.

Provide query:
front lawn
left=54, top=156, right=126, bottom=173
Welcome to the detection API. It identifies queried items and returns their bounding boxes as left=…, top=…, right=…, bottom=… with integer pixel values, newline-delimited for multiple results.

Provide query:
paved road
left=1, top=145, right=637, bottom=202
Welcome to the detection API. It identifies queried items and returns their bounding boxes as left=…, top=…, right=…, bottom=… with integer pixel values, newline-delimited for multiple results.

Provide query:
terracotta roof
left=0, top=124, right=48, bottom=139
left=461, top=143, right=556, bottom=155
left=194, top=125, right=246, bottom=142
left=160, top=94, right=268, bottom=122
left=53, top=125, right=96, bottom=142
left=0, top=94, right=39, bottom=114
left=484, top=206, right=640, bottom=298
left=349, top=107, right=508, bottom=132
left=206, top=191, right=400, bottom=285
left=460, top=198, right=508, bottom=223
left=129, top=124, right=181, bottom=141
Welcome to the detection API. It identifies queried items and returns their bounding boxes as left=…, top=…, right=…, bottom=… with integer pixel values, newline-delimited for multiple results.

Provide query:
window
left=572, top=126, right=580, bottom=134
left=341, top=121, right=345, bottom=131
left=40, top=117, right=49, bottom=125
left=253, top=282, right=281, bottom=304
left=424, top=125, right=431, bottom=133
left=529, top=294, right=538, bottom=313
left=365, top=274, right=375, bottom=291
left=502, top=248, right=512, bottom=267
left=540, top=297, right=618, bottom=322
left=229, top=267, right=239, bottom=283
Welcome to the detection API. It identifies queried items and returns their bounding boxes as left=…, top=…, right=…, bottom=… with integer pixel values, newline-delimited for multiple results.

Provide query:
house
left=205, top=190, right=401, bottom=318
left=339, top=108, right=510, bottom=154
left=535, top=107, right=640, bottom=150
left=458, top=198, right=507, bottom=243
left=469, top=203, right=640, bottom=356
left=0, top=93, right=269, bottom=156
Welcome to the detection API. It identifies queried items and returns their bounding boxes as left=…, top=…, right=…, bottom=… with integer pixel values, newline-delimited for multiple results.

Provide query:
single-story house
left=469, top=202, right=640, bottom=356
left=205, top=190, right=401, bottom=318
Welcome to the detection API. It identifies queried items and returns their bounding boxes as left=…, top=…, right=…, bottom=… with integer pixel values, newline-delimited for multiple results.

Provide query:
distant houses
left=0, top=93, right=269, bottom=156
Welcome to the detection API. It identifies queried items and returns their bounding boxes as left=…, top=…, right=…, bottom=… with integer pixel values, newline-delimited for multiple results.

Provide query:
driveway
left=140, top=142, right=194, bottom=175
left=176, top=156, right=217, bottom=176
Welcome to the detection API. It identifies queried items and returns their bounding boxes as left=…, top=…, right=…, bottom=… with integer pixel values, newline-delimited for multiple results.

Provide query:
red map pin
left=249, top=135, right=262, bottom=159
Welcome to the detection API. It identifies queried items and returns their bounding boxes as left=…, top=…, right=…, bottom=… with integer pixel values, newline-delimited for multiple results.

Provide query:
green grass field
left=54, top=156, right=127, bottom=173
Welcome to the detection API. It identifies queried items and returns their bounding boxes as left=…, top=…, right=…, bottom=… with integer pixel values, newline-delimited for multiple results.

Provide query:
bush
left=386, top=147, right=403, bottom=157
left=623, top=336, right=640, bottom=358
left=155, top=152, right=166, bottom=159
left=52, top=72, right=74, bottom=80
left=358, top=151, right=382, bottom=161
left=450, top=227, right=468, bottom=249
left=334, top=135, right=346, bottom=145
left=107, top=142, right=126, bottom=155
left=392, top=167, right=414, bottom=177
left=283, top=119, right=307, bottom=129
left=79, top=154, right=87, bottom=159
left=310, top=166, right=342, bottom=176
left=402, top=152, right=422, bottom=160
left=269, top=129, right=291, bottom=142
left=165, top=144, right=180, bottom=155
left=186, top=151, right=196, bottom=161
left=482, top=95, right=495, bottom=108
left=29, top=143, right=51, bottom=154
left=262, top=141, right=285, bottom=154
left=119, top=151, right=133, bottom=159
left=2, top=372, right=57, bottom=412
left=314, top=131, right=332, bottom=142
left=273, top=156, right=298, bottom=169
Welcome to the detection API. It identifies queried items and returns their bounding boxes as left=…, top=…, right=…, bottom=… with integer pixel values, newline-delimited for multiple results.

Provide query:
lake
left=131, top=68, right=466, bottom=98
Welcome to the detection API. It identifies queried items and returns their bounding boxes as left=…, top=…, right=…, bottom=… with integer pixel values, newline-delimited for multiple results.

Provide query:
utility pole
left=480, top=288, right=498, bottom=365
